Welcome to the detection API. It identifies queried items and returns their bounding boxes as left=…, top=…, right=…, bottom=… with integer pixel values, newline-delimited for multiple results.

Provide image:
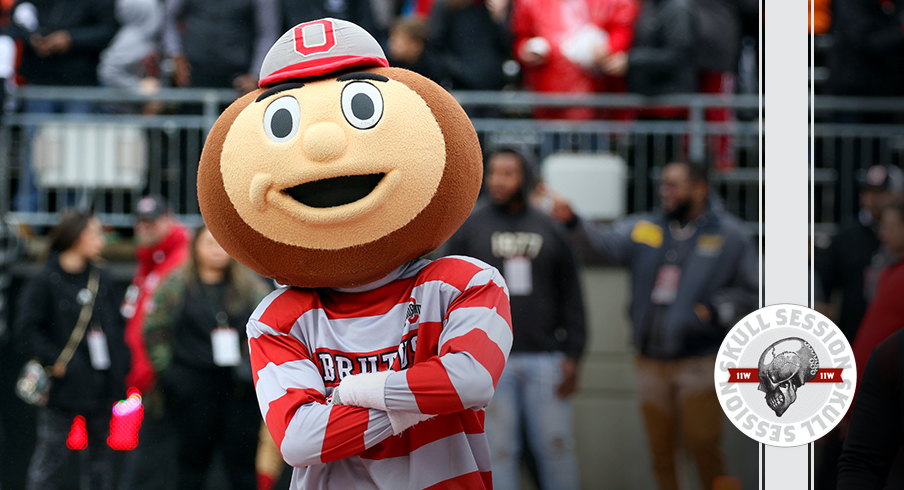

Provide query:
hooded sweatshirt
left=442, top=152, right=586, bottom=360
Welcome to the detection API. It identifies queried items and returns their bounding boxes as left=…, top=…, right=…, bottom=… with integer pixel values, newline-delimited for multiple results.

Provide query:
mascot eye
left=263, top=96, right=301, bottom=143
left=341, top=81, right=383, bottom=130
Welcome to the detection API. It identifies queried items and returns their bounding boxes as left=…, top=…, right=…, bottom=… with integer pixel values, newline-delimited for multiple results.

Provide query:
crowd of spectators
left=6, top=1, right=904, bottom=489
left=0, top=0, right=760, bottom=106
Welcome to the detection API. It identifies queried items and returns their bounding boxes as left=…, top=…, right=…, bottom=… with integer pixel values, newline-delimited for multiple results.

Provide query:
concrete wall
left=571, top=267, right=759, bottom=490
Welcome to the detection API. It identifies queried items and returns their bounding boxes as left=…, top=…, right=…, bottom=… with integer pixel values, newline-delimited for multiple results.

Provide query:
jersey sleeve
left=249, top=290, right=395, bottom=468
left=383, top=264, right=513, bottom=414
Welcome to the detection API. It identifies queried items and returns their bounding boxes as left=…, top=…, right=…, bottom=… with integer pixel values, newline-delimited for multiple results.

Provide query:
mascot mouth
left=283, top=173, right=385, bottom=208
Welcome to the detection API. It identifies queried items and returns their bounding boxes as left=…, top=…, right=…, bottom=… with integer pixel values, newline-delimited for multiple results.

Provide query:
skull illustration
left=757, top=338, right=819, bottom=417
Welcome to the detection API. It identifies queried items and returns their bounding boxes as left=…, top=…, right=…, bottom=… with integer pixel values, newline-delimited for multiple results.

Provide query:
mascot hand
left=330, top=371, right=391, bottom=410
left=329, top=371, right=434, bottom=434
left=386, top=410, right=435, bottom=435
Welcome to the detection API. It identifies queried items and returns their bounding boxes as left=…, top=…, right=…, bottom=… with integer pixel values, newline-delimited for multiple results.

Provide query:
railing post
left=203, top=91, right=219, bottom=137
left=688, top=99, right=706, bottom=164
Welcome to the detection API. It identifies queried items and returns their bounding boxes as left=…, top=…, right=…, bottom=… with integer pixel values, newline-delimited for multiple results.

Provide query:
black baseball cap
left=135, top=195, right=169, bottom=222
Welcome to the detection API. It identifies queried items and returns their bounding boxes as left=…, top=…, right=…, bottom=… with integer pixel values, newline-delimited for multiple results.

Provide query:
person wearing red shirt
left=852, top=199, right=904, bottom=391
left=511, top=0, right=639, bottom=120
left=118, top=194, right=190, bottom=490
left=122, top=195, right=191, bottom=392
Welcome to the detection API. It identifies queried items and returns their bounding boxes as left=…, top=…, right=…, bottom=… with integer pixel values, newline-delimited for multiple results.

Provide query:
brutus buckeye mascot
left=196, top=18, right=513, bottom=489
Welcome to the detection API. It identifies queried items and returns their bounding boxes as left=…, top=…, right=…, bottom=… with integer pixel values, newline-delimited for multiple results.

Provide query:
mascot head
left=197, top=19, right=483, bottom=288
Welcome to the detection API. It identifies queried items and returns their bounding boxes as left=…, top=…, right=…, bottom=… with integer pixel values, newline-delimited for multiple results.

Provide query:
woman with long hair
left=16, top=209, right=130, bottom=490
left=145, top=225, right=271, bottom=490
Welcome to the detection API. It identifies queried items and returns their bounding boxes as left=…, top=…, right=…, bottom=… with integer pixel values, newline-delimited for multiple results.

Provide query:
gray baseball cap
left=259, top=18, right=388, bottom=87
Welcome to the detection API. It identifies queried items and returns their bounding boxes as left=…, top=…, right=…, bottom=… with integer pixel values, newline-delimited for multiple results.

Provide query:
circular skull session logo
left=714, top=304, right=856, bottom=447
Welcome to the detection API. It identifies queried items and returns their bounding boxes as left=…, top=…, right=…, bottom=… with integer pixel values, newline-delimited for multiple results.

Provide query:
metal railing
left=0, top=87, right=884, bottom=239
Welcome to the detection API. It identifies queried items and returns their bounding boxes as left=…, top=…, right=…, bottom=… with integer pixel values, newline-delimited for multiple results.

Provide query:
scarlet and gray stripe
left=255, top=359, right=324, bottom=419
left=248, top=257, right=511, bottom=489
left=358, top=431, right=491, bottom=489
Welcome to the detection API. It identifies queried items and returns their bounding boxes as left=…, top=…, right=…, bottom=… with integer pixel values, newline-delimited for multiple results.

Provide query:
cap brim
left=260, top=56, right=388, bottom=87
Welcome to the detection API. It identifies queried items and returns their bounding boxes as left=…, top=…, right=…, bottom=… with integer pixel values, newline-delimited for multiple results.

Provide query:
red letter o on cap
left=294, top=19, right=337, bottom=56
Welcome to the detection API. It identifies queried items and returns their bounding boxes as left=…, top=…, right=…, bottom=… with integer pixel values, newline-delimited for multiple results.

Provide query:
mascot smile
left=197, top=18, right=512, bottom=489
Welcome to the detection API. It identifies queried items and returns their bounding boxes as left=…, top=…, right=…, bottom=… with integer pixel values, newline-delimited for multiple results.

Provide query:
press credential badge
left=212, top=327, right=241, bottom=367
left=87, top=329, right=111, bottom=370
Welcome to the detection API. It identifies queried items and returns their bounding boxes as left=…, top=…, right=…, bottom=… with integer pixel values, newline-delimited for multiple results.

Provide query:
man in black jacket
left=5, top=0, right=118, bottom=87
left=599, top=0, right=697, bottom=97
left=827, top=0, right=904, bottom=98
left=543, top=161, right=757, bottom=490
left=4, top=0, right=118, bottom=212
left=442, top=147, right=587, bottom=490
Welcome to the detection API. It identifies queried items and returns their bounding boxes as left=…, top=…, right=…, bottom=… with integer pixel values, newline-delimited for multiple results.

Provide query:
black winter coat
left=827, top=0, right=904, bottom=96
left=15, top=259, right=130, bottom=414
left=5, top=0, right=118, bottom=86
left=626, top=0, right=698, bottom=96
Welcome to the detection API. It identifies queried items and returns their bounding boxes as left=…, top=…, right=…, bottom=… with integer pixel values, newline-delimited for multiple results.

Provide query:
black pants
left=163, top=364, right=260, bottom=490
left=26, top=408, right=113, bottom=490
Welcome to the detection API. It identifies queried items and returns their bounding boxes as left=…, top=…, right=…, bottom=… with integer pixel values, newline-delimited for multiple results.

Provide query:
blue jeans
left=15, top=99, right=93, bottom=212
left=485, top=352, right=579, bottom=490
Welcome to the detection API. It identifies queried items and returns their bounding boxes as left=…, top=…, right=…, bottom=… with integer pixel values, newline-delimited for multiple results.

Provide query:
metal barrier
left=0, top=86, right=769, bottom=235
left=17, top=88, right=901, bottom=239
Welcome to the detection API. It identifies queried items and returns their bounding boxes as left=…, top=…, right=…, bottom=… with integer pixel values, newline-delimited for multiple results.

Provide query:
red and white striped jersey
left=248, top=256, right=513, bottom=489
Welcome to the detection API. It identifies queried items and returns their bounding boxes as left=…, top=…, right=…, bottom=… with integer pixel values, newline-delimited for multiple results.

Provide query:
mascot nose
left=302, top=122, right=348, bottom=162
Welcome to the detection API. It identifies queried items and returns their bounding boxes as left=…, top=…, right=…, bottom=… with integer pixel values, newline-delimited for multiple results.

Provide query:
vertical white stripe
left=763, top=0, right=811, bottom=486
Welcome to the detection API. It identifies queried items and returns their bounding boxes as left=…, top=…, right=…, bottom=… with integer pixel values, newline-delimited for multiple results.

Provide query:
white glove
left=386, top=410, right=435, bottom=435
left=331, top=371, right=391, bottom=410
left=330, top=371, right=435, bottom=434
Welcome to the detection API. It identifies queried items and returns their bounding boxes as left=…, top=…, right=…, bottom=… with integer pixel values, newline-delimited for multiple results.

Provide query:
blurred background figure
left=4, top=0, right=118, bottom=212
left=0, top=0, right=14, bottom=122
left=442, top=147, right=586, bottom=490
left=826, top=0, right=904, bottom=102
left=606, top=0, right=696, bottom=98
left=15, top=209, right=130, bottom=490
left=387, top=17, right=445, bottom=83
left=689, top=0, right=757, bottom=172
left=599, top=0, right=697, bottom=162
left=0, top=211, right=21, bottom=490
left=542, top=161, right=757, bottom=490
left=144, top=225, right=271, bottom=490
left=817, top=165, right=904, bottom=343
left=162, top=0, right=279, bottom=95
left=511, top=0, right=638, bottom=120
left=97, top=0, right=164, bottom=113
left=819, top=200, right=904, bottom=488
left=255, top=424, right=286, bottom=490
left=427, top=0, right=510, bottom=102
left=812, top=165, right=904, bottom=490
left=281, top=0, right=378, bottom=42
left=851, top=199, right=904, bottom=392
left=118, top=195, right=189, bottom=490
left=837, top=327, right=904, bottom=489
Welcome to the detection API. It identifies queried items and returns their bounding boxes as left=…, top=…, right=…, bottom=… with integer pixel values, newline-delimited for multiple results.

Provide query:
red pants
left=700, top=71, right=737, bottom=172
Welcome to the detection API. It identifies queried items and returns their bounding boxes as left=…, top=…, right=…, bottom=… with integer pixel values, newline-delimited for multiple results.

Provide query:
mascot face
left=221, top=72, right=447, bottom=251
left=198, top=19, right=482, bottom=288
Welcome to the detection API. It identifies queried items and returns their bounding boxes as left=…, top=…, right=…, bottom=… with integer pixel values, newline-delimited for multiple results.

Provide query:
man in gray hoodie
left=545, top=160, right=757, bottom=490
